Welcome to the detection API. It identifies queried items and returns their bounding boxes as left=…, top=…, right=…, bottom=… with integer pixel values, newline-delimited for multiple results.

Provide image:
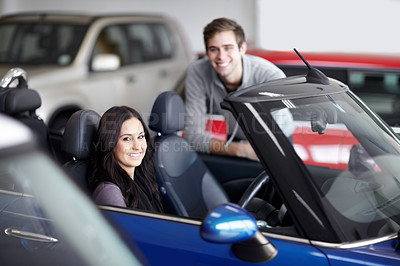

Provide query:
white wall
left=1, top=0, right=399, bottom=55
left=0, top=0, right=257, bottom=55
left=256, top=0, right=400, bottom=54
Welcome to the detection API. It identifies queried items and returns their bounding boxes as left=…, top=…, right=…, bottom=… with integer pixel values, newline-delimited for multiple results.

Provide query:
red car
left=245, top=50, right=400, bottom=169
left=248, top=49, right=400, bottom=127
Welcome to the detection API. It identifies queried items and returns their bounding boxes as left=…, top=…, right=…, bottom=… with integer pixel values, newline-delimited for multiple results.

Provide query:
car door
left=0, top=140, right=141, bottom=266
left=101, top=207, right=329, bottom=265
left=83, top=24, right=133, bottom=116
left=123, top=21, right=186, bottom=121
left=0, top=158, right=83, bottom=265
left=84, top=21, right=186, bottom=121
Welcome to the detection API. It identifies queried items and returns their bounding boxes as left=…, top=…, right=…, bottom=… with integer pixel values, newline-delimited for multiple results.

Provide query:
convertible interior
left=57, top=91, right=353, bottom=237
left=2, top=83, right=387, bottom=239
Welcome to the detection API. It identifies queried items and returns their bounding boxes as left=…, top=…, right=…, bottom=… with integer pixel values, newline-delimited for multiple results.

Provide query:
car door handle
left=4, top=228, right=59, bottom=243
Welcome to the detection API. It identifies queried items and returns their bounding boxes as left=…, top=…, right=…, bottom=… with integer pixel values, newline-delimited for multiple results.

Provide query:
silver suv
left=0, top=13, right=192, bottom=131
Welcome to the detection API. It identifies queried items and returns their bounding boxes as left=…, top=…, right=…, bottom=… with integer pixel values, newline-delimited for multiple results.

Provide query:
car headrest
left=149, top=91, right=185, bottom=134
left=62, top=110, right=101, bottom=160
left=0, top=88, right=41, bottom=115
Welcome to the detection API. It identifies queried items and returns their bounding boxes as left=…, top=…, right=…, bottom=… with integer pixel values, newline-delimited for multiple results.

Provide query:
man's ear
left=239, top=42, right=247, bottom=55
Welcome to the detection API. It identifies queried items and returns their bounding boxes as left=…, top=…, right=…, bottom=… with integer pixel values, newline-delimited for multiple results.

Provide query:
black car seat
left=61, top=110, right=100, bottom=194
left=0, top=87, right=50, bottom=153
left=148, top=91, right=229, bottom=219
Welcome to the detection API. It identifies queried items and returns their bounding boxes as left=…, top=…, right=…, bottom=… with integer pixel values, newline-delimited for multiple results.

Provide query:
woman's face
left=114, top=117, right=147, bottom=178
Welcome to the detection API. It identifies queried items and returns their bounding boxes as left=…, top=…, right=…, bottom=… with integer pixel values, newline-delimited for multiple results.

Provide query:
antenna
left=293, top=48, right=329, bottom=85
left=294, top=48, right=311, bottom=70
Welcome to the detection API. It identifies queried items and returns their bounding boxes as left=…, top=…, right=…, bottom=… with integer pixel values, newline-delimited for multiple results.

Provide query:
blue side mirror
left=200, top=203, right=278, bottom=263
left=200, top=203, right=258, bottom=243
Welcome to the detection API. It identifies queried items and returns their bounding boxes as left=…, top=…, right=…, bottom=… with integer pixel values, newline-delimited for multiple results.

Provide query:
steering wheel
left=238, top=171, right=285, bottom=227
left=238, top=171, right=270, bottom=209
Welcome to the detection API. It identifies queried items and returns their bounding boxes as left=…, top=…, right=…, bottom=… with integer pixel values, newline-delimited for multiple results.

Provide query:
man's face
left=206, top=30, right=246, bottom=84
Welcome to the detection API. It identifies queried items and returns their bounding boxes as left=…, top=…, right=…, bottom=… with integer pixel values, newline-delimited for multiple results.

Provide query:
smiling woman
left=114, top=116, right=147, bottom=179
left=87, top=106, right=164, bottom=212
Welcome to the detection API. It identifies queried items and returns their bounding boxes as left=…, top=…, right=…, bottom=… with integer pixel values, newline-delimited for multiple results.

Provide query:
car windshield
left=267, top=90, right=400, bottom=239
left=0, top=23, right=87, bottom=65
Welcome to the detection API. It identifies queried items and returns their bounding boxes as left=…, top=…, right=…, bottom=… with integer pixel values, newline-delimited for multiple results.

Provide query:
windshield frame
left=223, top=77, right=400, bottom=244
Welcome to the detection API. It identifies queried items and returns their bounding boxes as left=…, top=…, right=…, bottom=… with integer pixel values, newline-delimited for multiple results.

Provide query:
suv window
left=93, top=25, right=129, bottom=66
left=93, top=22, right=174, bottom=66
left=126, top=23, right=173, bottom=63
left=0, top=23, right=87, bottom=65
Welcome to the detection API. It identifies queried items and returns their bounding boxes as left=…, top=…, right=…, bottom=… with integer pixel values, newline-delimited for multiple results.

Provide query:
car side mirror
left=91, top=54, right=120, bottom=72
left=200, top=203, right=278, bottom=263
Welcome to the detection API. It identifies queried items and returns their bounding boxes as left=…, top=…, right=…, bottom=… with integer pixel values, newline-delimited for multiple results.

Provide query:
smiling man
left=184, top=17, right=286, bottom=160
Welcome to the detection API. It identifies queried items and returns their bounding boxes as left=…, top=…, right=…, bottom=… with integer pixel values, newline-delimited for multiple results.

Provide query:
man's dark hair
left=203, top=17, right=246, bottom=51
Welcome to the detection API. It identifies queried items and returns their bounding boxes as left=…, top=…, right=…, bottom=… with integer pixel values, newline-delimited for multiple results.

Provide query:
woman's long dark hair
left=87, top=106, right=163, bottom=212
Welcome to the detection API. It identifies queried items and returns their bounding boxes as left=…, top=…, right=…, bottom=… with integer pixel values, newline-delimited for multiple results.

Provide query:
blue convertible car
left=2, top=51, right=400, bottom=265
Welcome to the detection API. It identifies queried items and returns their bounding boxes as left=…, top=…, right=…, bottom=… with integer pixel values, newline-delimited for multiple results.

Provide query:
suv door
left=86, top=21, right=182, bottom=121
left=125, top=22, right=178, bottom=119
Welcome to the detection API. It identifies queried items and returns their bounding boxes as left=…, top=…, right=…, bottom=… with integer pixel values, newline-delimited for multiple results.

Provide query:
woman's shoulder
left=92, top=181, right=126, bottom=207
left=95, top=181, right=119, bottom=190
left=93, top=181, right=122, bottom=196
